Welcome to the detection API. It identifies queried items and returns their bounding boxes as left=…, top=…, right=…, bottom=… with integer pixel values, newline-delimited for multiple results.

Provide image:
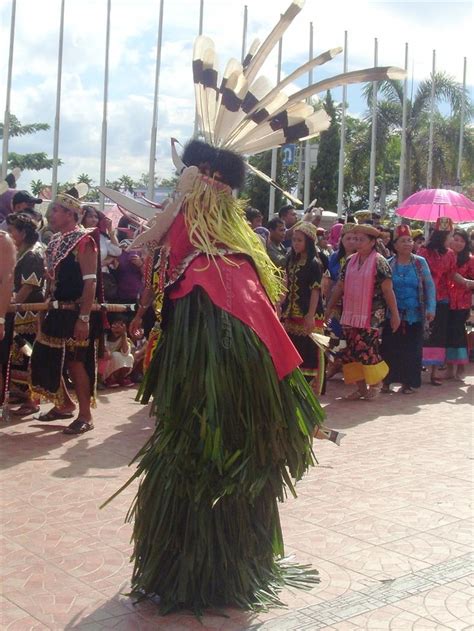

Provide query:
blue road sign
left=282, top=144, right=296, bottom=166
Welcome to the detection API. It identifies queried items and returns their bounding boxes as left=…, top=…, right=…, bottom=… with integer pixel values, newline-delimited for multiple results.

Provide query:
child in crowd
left=100, top=316, right=134, bottom=387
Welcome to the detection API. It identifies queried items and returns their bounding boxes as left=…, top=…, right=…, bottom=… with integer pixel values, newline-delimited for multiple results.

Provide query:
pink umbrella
left=396, top=188, right=474, bottom=223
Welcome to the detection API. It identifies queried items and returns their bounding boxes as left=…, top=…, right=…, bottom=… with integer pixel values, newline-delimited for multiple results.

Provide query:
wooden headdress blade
left=233, top=109, right=330, bottom=154
left=244, top=0, right=305, bottom=85
left=242, top=38, right=260, bottom=70
left=229, top=102, right=314, bottom=151
left=266, top=66, right=407, bottom=121
left=245, top=47, right=342, bottom=118
left=98, top=187, right=159, bottom=221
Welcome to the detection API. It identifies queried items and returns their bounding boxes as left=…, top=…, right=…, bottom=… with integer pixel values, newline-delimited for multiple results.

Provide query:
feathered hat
left=99, top=0, right=405, bottom=221
left=191, top=2, right=404, bottom=155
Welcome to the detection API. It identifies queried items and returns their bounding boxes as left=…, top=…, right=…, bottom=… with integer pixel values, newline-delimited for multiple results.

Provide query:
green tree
left=118, top=175, right=136, bottom=193
left=30, top=179, right=45, bottom=196
left=343, top=114, right=371, bottom=211
left=159, top=175, right=179, bottom=189
left=362, top=72, right=472, bottom=199
left=0, top=115, right=58, bottom=172
left=241, top=151, right=282, bottom=217
left=311, top=91, right=340, bottom=209
left=77, top=173, right=94, bottom=186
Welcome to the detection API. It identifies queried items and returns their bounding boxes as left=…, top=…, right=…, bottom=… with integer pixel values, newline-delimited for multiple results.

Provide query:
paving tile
left=426, top=519, right=474, bottom=547
left=327, top=546, right=431, bottom=581
left=285, top=524, right=373, bottom=559
left=379, top=505, right=461, bottom=531
left=382, top=532, right=471, bottom=566
left=395, top=583, right=474, bottom=628
left=0, top=595, right=48, bottom=630
left=325, top=604, right=453, bottom=629
left=329, top=515, right=421, bottom=545
left=284, top=550, right=377, bottom=602
left=0, top=373, right=472, bottom=630
left=4, top=589, right=132, bottom=629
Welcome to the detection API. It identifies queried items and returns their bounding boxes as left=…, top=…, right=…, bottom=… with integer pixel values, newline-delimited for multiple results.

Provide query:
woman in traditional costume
left=5, top=213, right=45, bottom=415
left=325, top=224, right=400, bottom=400
left=418, top=218, right=473, bottom=385
left=380, top=225, right=436, bottom=394
left=327, top=223, right=357, bottom=292
left=281, top=221, right=326, bottom=395
left=446, top=229, right=474, bottom=380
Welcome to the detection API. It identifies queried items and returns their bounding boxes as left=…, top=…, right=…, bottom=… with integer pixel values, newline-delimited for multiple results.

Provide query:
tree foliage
left=311, top=91, right=340, bottom=210
left=0, top=115, right=57, bottom=173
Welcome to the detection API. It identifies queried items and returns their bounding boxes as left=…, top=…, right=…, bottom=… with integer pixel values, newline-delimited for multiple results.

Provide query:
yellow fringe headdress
left=184, top=175, right=284, bottom=303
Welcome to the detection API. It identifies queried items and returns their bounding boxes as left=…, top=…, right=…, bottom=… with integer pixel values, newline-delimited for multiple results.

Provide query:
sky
left=0, top=0, right=472, bottom=194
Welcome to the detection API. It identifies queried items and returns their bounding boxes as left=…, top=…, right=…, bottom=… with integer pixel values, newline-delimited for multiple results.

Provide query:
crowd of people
left=0, top=169, right=472, bottom=616
left=0, top=183, right=473, bottom=431
left=246, top=203, right=474, bottom=400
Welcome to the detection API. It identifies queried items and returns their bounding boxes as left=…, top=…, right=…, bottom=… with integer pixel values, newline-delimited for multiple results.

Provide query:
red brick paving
left=0, top=369, right=472, bottom=630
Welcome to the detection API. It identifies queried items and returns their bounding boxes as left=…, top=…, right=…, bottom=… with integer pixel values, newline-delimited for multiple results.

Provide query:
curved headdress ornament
left=100, top=0, right=406, bottom=237
left=54, top=183, right=89, bottom=214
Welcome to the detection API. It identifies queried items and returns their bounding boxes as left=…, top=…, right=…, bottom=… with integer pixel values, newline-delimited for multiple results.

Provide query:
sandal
left=364, top=387, right=380, bottom=400
left=401, top=386, right=415, bottom=394
left=38, top=408, right=75, bottom=422
left=63, top=419, right=94, bottom=435
left=10, top=403, right=41, bottom=416
left=345, top=390, right=365, bottom=401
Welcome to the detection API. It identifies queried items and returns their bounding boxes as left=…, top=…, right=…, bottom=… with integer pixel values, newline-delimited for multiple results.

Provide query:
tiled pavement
left=0, top=369, right=472, bottom=630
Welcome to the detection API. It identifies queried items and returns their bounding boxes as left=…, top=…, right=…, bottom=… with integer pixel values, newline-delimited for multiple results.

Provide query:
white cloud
left=0, top=0, right=471, bottom=193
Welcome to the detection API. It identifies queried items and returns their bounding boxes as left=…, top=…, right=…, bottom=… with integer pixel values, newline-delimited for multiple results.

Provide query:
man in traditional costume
left=101, top=0, right=406, bottom=614
left=30, top=191, right=100, bottom=434
left=0, top=230, right=16, bottom=404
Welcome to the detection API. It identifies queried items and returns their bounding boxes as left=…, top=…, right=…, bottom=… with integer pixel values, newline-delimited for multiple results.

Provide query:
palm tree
left=30, top=179, right=45, bottom=196
left=118, top=175, right=136, bottom=193
left=77, top=173, right=94, bottom=186
left=362, top=72, right=472, bottom=199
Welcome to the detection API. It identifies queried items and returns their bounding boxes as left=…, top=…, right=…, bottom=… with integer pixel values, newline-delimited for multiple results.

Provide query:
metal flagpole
left=147, top=0, right=165, bottom=202
left=241, top=5, right=248, bottom=64
left=52, top=0, right=66, bottom=199
left=99, top=0, right=112, bottom=211
left=193, top=0, right=204, bottom=136
left=397, top=42, right=409, bottom=207
left=336, top=30, right=348, bottom=217
left=456, top=56, right=467, bottom=185
left=2, top=0, right=16, bottom=181
left=296, top=144, right=303, bottom=197
left=303, top=22, right=314, bottom=209
left=368, top=37, right=378, bottom=212
left=426, top=49, right=436, bottom=188
left=268, top=34, right=282, bottom=217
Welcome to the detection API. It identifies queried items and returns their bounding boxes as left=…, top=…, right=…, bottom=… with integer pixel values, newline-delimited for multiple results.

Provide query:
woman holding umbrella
left=446, top=228, right=474, bottom=380
left=418, top=218, right=474, bottom=385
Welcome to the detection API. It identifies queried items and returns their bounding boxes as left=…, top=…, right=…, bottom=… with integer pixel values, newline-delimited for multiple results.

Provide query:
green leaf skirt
left=123, top=287, right=324, bottom=614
